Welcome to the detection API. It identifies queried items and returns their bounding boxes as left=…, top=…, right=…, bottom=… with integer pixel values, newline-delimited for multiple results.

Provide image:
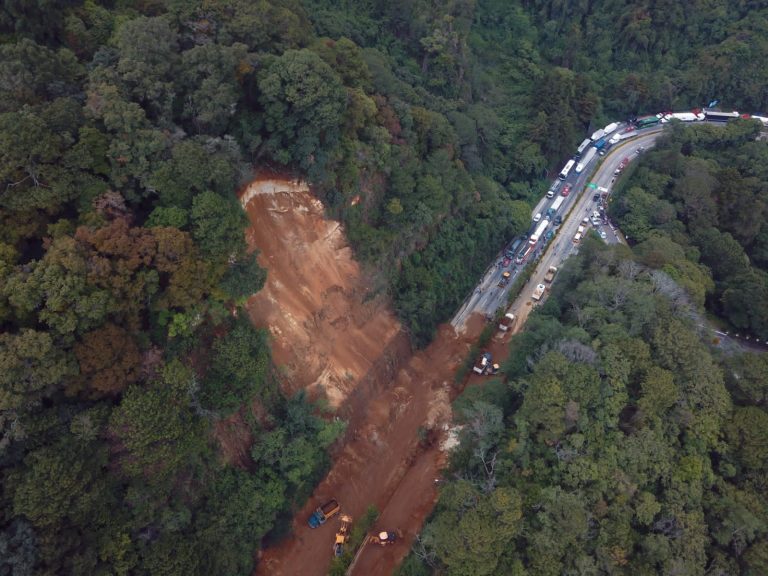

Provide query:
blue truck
left=308, top=499, right=340, bottom=528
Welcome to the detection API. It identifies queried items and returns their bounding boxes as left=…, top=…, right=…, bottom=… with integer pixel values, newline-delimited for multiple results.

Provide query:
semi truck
left=550, top=195, right=565, bottom=214
left=590, top=128, right=605, bottom=141
left=559, top=159, right=575, bottom=180
left=662, top=112, right=703, bottom=122
left=543, top=266, right=558, bottom=283
left=703, top=109, right=741, bottom=121
left=575, top=138, right=591, bottom=157
left=308, top=500, right=341, bottom=528
left=636, top=115, right=660, bottom=128
left=529, top=219, right=550, bottom=246
left=532, top=283, right=546, bottom=301
left=575, top=147, right=597, bottom=173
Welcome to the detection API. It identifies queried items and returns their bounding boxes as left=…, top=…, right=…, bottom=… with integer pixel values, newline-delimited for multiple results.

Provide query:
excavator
left=333, top=515, right=352, bottom=557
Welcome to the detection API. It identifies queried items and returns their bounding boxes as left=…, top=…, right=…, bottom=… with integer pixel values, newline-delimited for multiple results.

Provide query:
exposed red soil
left=239, top=175, right=486, bottom=576
left=241, top=177, right=403, bottom=407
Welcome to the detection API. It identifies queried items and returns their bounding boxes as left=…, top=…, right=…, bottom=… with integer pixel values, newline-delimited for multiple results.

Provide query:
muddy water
left=239, top=176, right=481, bottom=576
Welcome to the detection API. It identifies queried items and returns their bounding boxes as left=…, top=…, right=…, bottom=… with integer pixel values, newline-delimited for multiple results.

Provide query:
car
left=592, top=193, right=600, bottom=202
left=600, top=229, right=607, bottom=239
left=622, top=126, right=636, bottom=133
left=561, top=183, right=572, bottom=197
left=502, top=256, right=511, bottom=267
left=533, top=212, right=542, bottom=223
left=554, top=215, right=562, bottom=226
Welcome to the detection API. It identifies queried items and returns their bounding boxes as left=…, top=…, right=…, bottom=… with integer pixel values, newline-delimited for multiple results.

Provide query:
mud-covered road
left=239, top=176, right=485, bottom=576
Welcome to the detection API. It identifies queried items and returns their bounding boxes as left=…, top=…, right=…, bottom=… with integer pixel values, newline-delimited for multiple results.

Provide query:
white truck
left=576, top=138, right=592, bottom=157
left=662, top=112, right=702, bottom=123
left=532, top=283, right=546, bottom=301
left=529, top=219, right=550, bottom=246
left=543, top=266, right=558, bottom=283
left=590, top=128, right=605, bottom=141
left=603, top=122, right=619, bottom=135
left=575, top=147, right=597, bottom=173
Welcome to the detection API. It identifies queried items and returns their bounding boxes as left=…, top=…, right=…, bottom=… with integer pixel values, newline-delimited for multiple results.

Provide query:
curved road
left=452, top=127, right=662, bottom=331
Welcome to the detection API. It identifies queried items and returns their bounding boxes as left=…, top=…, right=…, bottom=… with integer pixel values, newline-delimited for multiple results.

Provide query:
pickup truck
left=543, top=266, right=558, bottom=283
left=308, top=499, right=341, bottom=528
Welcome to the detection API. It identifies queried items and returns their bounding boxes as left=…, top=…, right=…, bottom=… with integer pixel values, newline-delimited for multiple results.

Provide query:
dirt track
left=240, top=176, right=484, bottom=576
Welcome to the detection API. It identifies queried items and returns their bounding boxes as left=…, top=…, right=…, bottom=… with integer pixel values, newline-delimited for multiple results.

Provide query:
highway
left=452, top=125, right=662, bottom=331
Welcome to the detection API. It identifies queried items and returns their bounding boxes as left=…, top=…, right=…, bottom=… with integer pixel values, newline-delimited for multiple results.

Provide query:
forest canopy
left=2, top=0, right=768, bottom=574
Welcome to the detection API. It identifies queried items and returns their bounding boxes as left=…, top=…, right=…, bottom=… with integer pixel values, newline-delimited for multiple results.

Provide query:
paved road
left=452, top=126, right=661, bottom=331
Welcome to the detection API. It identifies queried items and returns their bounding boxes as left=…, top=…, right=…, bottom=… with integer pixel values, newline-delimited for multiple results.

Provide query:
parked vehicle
left=472, top=352, right=493, bottom=375
left=532, top=283, right=546, bottom=301
left=559, top=159, right=576, bottom=180
left=333, top=515, right=352, bottom=557
left=543, top=266, right=558, bottom=283
left=498, top=313, right=516, bottom=332
left=308, top=500, right=341, bottom=528
left=575, top=147, right=597, bottom=173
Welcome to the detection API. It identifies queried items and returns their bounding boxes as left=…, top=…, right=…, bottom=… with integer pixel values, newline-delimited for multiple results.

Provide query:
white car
left=599, top=229, right=607, bottom=239
left=533, top=212, right=542, bottom=222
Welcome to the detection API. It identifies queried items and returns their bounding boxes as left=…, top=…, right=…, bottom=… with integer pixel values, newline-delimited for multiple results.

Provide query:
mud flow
left=239, top=176, right=483, bottom=576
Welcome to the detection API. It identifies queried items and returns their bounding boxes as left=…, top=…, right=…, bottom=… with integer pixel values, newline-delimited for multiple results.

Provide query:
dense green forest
left=2, top=0, right=768, bottom=574
left=399, top=238, right=768, bottom=576
left=610, top=122, right=768, bottom=339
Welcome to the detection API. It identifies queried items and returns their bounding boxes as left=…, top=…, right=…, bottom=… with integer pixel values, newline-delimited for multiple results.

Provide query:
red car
left=622, top=126, right=636, bottom=133
left=561, top=183, right=572, bottom=197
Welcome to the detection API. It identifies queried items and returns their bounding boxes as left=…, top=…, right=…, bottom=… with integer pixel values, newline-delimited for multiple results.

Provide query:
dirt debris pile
left=240, top=176, right=402, bottom=407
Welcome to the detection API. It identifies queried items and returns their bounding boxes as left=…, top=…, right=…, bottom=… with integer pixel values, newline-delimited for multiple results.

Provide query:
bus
left=636, top=116, right=660, bottom=128
left=559, top=159, right=575, bottom=180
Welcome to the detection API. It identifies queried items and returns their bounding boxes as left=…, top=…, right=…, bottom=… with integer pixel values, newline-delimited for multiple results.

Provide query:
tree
left=11, top=439, right=109, bottom=529
left=190, top=190, right=247, bottom=261
left=148, top=137, right=242, bottom=208
left=0, top=329, right=76, bottom=410
left=220, top=252, right=267, bottom=300
left=257, top=49, right=346, bottom=174
left=113, top=16, right=178, bottom=122
left=3, top=236, right=112, bottom=336
left=178, top=43, right=248, bottom=135
left=109, top=360, right=202, bottom=482
left=74, top=323, right=141, bottom=397
left=200, top=316, right=271, bottom=413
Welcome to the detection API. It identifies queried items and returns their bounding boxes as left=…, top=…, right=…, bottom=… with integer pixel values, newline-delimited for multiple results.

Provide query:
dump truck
left=498, top=312, right=516, bottom=332
left=370, top=531, right=400, bottom=545
left=473, top=352, right=492, bottom=375
left=333, top=515, right=352, bottom=557
left=543, top=266, right=558, bottom=283
left=308, top=499, right=341, bottom=528
left=532, top=283, right=546, bottom=301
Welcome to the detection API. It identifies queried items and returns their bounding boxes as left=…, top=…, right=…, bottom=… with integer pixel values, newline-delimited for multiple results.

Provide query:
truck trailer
left=529, top=219, right=550, bottom=246
left=575, top=147, right=597, bottom=173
